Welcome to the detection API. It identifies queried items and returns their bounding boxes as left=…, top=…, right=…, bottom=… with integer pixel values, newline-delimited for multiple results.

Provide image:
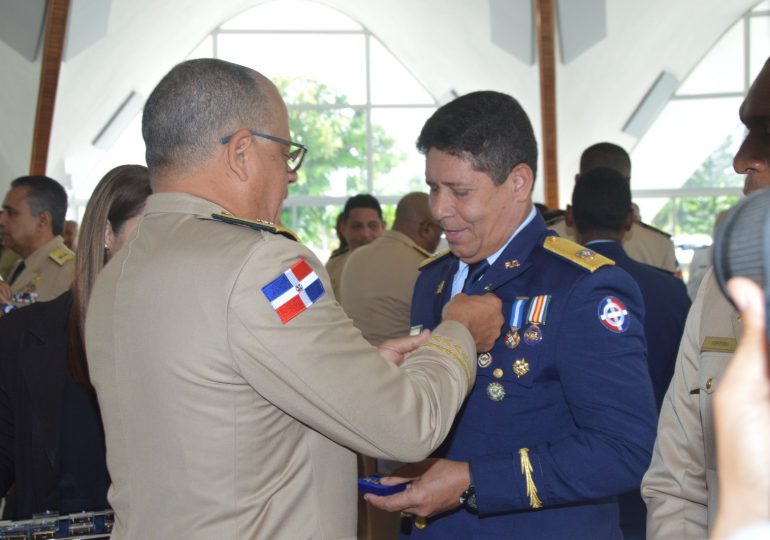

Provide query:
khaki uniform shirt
left=641, top=268, right=739, bottom=539
left=85, top=193, right=477, bottom=540
left=9, top=236, right=74, bottom=307
left=549, top=217, right=677, bottom=273
left=0, top=248, right=21, bottom=281
left=325, top=250, right=350, bottom=299
left=340, top=230, right=430, bottom=346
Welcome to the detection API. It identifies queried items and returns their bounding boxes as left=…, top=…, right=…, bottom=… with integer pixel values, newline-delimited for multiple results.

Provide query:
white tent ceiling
left=0, top=0, right=761, bottom=206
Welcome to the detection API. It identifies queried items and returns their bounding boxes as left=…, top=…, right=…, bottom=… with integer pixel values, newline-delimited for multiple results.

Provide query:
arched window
left=85, top=0, right=437, bottom=260
left=631, top=0, right=770, bottom=275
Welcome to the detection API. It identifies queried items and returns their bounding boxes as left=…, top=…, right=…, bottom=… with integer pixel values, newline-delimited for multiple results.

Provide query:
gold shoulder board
left=49, top=246, right=74, bottom=266
left=418, top=248, right=452, bottom=270
left=542, top=236, right=614, bottom=272
left=701, top=336, right=737, bottom=353
left=211, top=212, right=299, bottom=242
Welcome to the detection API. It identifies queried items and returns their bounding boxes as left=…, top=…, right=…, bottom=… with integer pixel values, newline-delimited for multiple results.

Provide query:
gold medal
left=523, top=324, right=542, bottom=345
left=513, top=358, right=530, bottom=378
left=504, top=328, right=520, bottom=349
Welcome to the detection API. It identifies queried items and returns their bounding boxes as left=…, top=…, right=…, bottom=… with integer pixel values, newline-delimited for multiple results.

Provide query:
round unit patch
left=598, top=296, right=630, bottom=333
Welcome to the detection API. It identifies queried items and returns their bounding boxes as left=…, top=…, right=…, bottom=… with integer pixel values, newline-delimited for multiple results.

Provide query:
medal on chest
left=523, top=295, right=551, bottom=346
left=504, top=297, right=528, bottom=349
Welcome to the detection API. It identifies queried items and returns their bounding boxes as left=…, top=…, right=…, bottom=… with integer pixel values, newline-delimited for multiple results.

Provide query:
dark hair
left=342, top=194, right=383, bottom=222
left=572, top=167, right=632, bottom=234
left=68, top=165, right=152, bottom=389
left=416, top=90, right=538, bottom=184
left=10, top=175, right=68, bottom=235
left=579, top=142, right=631, bottom=178
left=142, top=58, right=273, bottom=175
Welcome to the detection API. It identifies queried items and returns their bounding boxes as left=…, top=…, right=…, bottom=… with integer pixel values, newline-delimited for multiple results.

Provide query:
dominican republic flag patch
left=261, top=259, right=325, bottom=324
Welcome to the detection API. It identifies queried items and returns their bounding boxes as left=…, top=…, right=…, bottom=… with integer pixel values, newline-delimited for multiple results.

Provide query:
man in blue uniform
left=571, top=167, right=691, bottom=540
left=365, top=91, right=658, bottom=539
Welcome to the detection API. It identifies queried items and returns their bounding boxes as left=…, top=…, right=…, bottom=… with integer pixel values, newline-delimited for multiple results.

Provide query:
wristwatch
left=459, top=484, right=478, bottom=512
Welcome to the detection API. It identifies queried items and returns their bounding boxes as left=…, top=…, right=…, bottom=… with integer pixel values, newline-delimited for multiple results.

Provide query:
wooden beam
left=536, top=0, right=559, bottom=210
left=30, top=0, right=70, bottom=175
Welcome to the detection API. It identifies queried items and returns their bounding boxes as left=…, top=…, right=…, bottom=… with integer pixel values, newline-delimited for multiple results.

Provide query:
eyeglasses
left=220, top=129, right=307, bottom=173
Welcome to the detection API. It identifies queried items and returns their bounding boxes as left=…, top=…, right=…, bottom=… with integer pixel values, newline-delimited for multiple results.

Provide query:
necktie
left=462, top=260, right=489, bottom=292
left=8, top=261, right=25, bottom=285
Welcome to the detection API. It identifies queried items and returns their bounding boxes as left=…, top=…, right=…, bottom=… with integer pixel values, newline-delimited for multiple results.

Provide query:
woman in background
left=0, top=165, right=151, bottom=519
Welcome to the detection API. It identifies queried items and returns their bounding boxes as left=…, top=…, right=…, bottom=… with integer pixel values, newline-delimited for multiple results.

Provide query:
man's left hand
left=364, top=458, right=471, bottom=518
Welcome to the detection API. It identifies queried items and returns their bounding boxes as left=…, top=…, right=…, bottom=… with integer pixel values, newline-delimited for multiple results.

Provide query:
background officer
left=325, top=193, right=385, bottom=298
left=548, top=142, right=678, bottom=273
left=0, top=176, right=74, bottom=309
left=571, top=166, right=691, bottom=539
left=366, top=90, right=657, bottom=539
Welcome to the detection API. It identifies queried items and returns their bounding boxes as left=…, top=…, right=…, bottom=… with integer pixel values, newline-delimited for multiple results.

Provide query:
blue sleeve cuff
left=471, top=451, right=545, bottom=515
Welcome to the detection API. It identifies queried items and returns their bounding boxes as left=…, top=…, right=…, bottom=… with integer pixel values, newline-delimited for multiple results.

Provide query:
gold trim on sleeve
left=519, top=448, right=543, bottom=509
left=422, top=336, right=472, bottom=388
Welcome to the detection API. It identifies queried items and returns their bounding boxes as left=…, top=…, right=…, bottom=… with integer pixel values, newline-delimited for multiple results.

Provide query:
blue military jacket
left=587, top=240, right=690, bottom=411
left=407, top=214, right=657, bottom=540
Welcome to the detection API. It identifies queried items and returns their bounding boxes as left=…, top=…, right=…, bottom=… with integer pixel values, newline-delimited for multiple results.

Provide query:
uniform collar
left=451, top=208, right=543, bottom=296
left=144, top=192, right=228, bottom=217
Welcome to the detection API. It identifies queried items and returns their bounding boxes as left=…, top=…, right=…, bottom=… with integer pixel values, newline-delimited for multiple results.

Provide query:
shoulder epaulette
left=211, top=212, right=299, bottom=242
left=418, top=248, right=452, bottom=270
left=49, top=246, right=74, bottom=266
left=638, top=221, right=672, bottom=238
left=412, top=244, right=432, bottom=258
left=542, top=236, right=614, bottom=272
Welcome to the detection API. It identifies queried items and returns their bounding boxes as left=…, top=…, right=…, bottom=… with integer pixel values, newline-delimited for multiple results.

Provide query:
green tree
left=274, top=77, right=405, bottom=249
left=652, top=135, right=742, bottom=236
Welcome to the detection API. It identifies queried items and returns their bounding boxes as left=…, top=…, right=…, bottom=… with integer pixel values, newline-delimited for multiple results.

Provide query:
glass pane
left=280, top=204, right=341, bottom=261
left=222, top=0, right=361, bottom=31
left=750, top=15, right=770, bottom=81
left=371, top=107, right=436, bottom=196
left=752, top=0, right=770, bottom=12
left=284, top=104, right=367, bottom=197
left=682, top=131, right=745, bottom=189
left=637, top=197, right=672, bottom=235
left=632, top=97, right=744, bottom=191
left=369, top=38, right=435, bottom=105
left=71, top=113, right=145, bottom=201
left=217, top=33, right=367, bottom=104
left=677, top=20, right=744, bottom=95
left=674, top=196, right=739, bottom=238
left=281, top=202, right=396, bottom=261
left=186, top=36, right=213, bottom=60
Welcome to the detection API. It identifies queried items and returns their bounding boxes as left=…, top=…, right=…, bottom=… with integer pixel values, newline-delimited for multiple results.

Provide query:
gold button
left=706, top=378, right=713, bottom=391
left=493, top=368, right=504, bottom=379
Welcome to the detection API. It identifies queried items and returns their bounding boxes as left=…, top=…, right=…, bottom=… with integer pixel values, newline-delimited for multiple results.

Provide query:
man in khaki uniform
left=0, top=176, right=74, bottom=309
left=548, top=142, right=678, bottom=273
left=341, top=192, right=441, bottom=346
left=85, top=58, right=502, bottom=540
left=340, top=192, right=441, bottom=540
left=642, top=57, right=770, bottom=539
left=326, top=194, right=385, bottom=298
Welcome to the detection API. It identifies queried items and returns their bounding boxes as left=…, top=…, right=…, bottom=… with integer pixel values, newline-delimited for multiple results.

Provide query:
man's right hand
left=442, top=293, right=503, bottom=352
